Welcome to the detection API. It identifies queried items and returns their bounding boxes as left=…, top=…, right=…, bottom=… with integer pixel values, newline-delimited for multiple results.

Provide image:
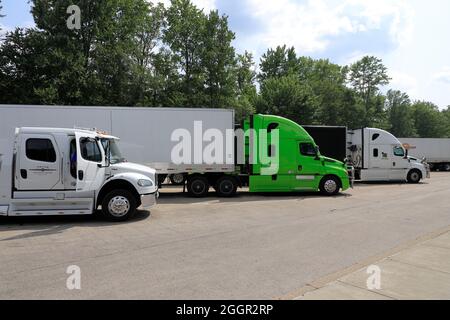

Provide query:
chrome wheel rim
left=172, top=174, right=185, bottom=184
left=324, top=180, right=338, bottom=194
left=108, top=196, right=130, bottom=217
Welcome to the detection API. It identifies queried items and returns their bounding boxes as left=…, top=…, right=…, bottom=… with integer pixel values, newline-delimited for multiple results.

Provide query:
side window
left=394, top=146, right=405, bottom=157
left=300, top=143, right=316, bottom=157
left=70, top=139, right=77, bottom=179
left=26, top=138, right=57, bottom=163
left=80, top=138, right=102, bottom=163
left=373, top=148, right=379, bottom=158
left=372, top=134, right=380, bottom=141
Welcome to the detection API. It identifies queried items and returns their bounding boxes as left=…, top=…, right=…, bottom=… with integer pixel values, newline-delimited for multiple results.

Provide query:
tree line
left=0, top=0, right=449, bottom=138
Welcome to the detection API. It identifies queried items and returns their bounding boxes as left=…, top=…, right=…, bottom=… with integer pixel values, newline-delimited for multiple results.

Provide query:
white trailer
left=399, top=138, right=450, bottom=171
left=347, top=128, right=430, bottom=183
left=0, top=126, right=158, bottom=220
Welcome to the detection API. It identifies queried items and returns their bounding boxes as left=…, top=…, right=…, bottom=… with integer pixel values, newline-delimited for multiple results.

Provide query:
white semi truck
left=0, top=125, right=158, bottom=221
left=399, top=138, right=450, bottom=172
left=303, top=126, right=430, bottom=183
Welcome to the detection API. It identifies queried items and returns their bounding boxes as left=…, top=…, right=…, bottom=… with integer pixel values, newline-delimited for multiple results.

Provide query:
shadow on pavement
left=0, top=210, right=151, bottom=241
left=157, top=189, right=352, bottom=205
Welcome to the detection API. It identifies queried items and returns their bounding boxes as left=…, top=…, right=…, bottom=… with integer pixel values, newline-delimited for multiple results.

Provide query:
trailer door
left=75, top=132, right=105, bottom=192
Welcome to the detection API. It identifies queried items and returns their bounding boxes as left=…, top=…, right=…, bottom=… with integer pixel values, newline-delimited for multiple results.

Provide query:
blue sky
left=1, top=0, right=449, bottom=108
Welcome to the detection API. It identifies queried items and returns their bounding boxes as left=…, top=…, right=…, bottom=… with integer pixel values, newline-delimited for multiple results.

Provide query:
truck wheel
left=407, top=170, right=422, bottom=184
left=319, top=176, right=340, bottom=196
left=215, top=176, right=238, bottom=197
left=444, top=164, right=450, bottom=172
left=169, top=173, right=186, bottom=185
left=187, top=176, right=210, bottom=198
left=102, top=189, right=137, bottom=222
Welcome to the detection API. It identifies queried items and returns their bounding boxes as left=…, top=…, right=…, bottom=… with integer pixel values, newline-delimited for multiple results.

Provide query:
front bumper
left=140, top=191, right=159, bottom=209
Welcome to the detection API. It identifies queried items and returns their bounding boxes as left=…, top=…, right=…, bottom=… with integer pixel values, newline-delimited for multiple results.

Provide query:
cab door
left=295, top=142, right=325, bottom=191
left=367, top=144, right=391, bottom=180
left=390, top=145, right=409, bottom=180
left=16, top=134, right=61, bottom=190
left=75, top=132, right=105, bottom=192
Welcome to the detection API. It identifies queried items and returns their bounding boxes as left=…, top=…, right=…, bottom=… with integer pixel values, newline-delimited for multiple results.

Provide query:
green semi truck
left=239, top=114, right=352, bottom=196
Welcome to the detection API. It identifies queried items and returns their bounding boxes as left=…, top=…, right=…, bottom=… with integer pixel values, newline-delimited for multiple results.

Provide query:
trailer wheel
left=319, top=176, right=340, bottom=196
left=169, top=173, right=186, bottom=185
left=101, top=189, right=137, bottom=222
left=444, top=164, right=450, bottom=172
left=187, top=176, right=210, bottom=198
left=407, top=170, right=422, bottom=184
left=215, top=176, right=238, bottom=197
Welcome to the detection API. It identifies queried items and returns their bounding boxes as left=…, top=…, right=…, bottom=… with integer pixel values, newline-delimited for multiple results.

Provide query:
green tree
left=27, top=0, right=151, bottom=105
left=164, top=0, right=207, bottom=107
left=385, top=90, right=416, bottom=137
left=202, top=10, right=236, bottom=109
left=258, top=45, right=299, bottom=82
left=411, top=101, right=447, bottom=138
left=297, top=58, right=352, bottom=126
left=348, top=56, right=390, bottom=126
left=441, top=106, right=450, bottom=137
left=0, top=29, right=50, bottom=104
left=257, top=75, right=317, bottom=124
left=234, top=51, right=257, bottom=121
left=130, top=2, right=166, bottom=106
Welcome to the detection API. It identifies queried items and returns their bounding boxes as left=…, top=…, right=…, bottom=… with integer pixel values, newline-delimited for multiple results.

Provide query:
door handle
left=298, top=165, right=303, bottom=172
left=20, top=169, right=27, bottom=179
left=393, top=162, right=396, bottom=167
left=78, top=170, right=84, bottom=181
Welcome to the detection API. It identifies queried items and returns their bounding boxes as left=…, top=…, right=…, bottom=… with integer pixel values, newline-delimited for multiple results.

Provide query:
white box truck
left=0, top=125, right=158, bottom=220
left=399, top=138, right=450, bottom=171
left=303, top=126, right=430, bottom=183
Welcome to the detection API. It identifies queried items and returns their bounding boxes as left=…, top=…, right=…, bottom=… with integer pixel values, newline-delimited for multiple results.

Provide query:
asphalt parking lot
left=1, top=173, right=450, bottom=299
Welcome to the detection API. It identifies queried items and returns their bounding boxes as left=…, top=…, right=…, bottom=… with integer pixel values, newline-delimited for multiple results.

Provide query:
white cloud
left=389, top=70, right=419, bottom=96
left=245, top=0, right=413, bottom=54
left=433, top=67, right=450, bottom=85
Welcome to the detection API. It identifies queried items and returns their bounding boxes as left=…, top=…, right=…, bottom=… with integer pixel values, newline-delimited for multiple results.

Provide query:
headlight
left=138, top=179, right=154, bottom=187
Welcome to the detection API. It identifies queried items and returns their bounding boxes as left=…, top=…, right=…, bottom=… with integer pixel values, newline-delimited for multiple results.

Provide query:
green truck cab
left=243, top=114, right=351, bottom=196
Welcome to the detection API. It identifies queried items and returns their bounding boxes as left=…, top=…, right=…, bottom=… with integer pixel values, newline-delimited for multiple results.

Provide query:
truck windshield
left=101, top=139, right=126, bottom=164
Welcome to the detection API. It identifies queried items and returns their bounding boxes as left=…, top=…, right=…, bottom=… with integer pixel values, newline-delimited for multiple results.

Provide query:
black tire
left=407, top=170, right=422, bottom=184
left=215, top=176, right=238, bottom=197
left=319, top=176, right=341, bottom=196
left=187, top=176, right=210, bottom=198
left=169, top=173, right=186, bottom=185
left=101, top=189, right=137, bottom=222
